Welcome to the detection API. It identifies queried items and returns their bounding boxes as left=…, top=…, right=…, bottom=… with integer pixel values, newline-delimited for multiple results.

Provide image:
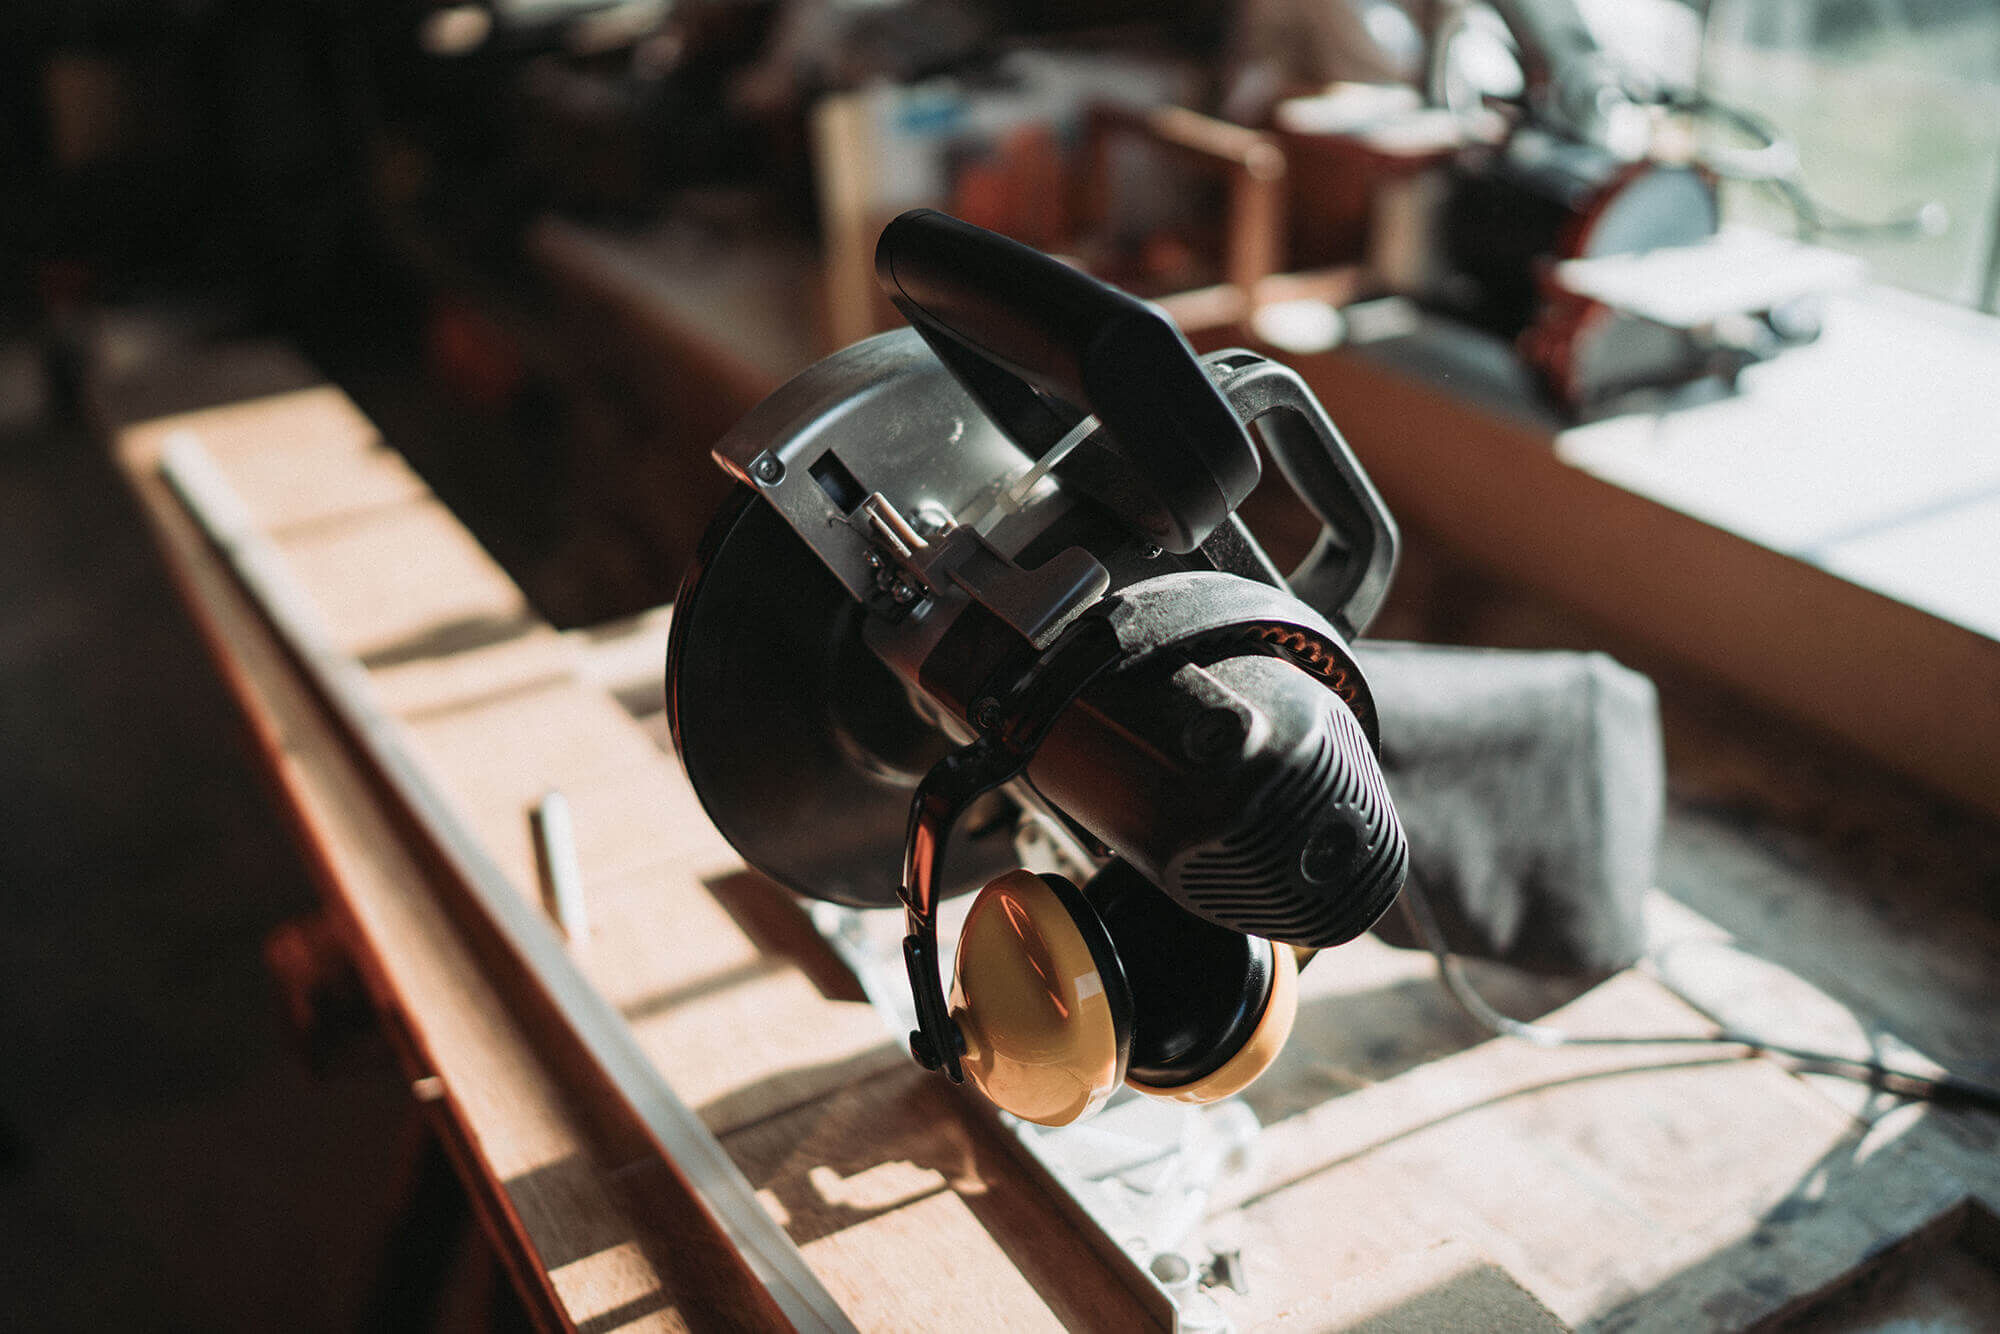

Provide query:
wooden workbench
left=116, top=367, right=2000, bottom=1331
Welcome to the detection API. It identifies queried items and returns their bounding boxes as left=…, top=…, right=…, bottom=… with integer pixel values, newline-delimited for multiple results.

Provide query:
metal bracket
left=855, top=489, right=1111, bottom=649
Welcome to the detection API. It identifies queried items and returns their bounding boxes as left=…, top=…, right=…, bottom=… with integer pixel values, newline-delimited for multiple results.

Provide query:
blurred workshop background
left=2, top=1, right=1997, bottom=1330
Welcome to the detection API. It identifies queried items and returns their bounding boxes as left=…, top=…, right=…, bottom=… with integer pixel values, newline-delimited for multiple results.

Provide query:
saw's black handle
left=874, top=209, right=1259, bottom=554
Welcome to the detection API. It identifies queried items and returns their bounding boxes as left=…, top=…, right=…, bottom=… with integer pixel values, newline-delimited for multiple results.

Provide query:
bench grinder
left=668, top=210, right=1409, bottom=1125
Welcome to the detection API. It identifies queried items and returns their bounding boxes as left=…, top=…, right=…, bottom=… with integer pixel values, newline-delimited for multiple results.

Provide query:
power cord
left=1395, top=879, right=2000, bottom=1115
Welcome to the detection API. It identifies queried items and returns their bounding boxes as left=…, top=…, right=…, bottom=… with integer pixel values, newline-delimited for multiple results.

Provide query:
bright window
left=1699, top=0, right=2000, bottom=310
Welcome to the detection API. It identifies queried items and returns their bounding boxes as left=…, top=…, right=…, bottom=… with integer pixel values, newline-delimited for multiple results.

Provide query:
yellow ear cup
left=949, top=870, right=1132, bottom=1127
left=1123, top=940, right=1298, bottom=1104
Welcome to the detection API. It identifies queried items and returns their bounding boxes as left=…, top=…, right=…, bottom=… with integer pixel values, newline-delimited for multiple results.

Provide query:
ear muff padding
left=949, top=870, right=1134, bottom=1126
left=1088, top=860, right=1282, bottom=1091
left=1128, top=940, right=1296, bottom=1104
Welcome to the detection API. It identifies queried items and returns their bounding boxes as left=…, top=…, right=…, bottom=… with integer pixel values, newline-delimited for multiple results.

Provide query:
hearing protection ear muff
left=949, top=870, right=1132, bottom=1127
left=948, top=862, right=1302, bottom=1127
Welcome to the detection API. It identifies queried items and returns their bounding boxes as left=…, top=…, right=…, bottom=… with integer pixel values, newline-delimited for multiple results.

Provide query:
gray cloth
left=1357, top=642, right=1663, bottom=976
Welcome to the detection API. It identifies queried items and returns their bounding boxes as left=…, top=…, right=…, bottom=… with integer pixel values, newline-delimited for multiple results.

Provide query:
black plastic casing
left=1027, top=642, right=1406, bottom=951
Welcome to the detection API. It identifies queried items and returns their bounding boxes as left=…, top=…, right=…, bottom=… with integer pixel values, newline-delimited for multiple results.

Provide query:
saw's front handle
left=874, top=208, right=1259, bottom=555
left=1206, top=353, right=1401, bottom=639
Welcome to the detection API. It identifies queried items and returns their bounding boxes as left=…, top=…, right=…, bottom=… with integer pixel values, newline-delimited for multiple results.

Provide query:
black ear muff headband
left=900, top=619, right=1124, bottom=1082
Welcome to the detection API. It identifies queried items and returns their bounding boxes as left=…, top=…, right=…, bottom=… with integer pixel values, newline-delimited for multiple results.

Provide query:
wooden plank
left=1240, top=930, right=1594, bottom=1126
left=1246, top=1238, right=1569, bottom=1333
left=117, top=381, right=374, bottom=466
left=1646, top=844, right=2000, bottom=1116
left=1764, top=1208, right=2000, bottom=1332
left=116, top=427, right=766, bottom=1333
left=566, top=605, right=678, bottom=702
left=1203, top=869, right=2000, bottom=1334
left=1206, top=972, right=1976, bottom=1331
left=569, top=860, right=771, bottom=1016
left=392, top=670, right=906, bottom=1136
left=370, top=627, right=580, bottom=722
left=722, top=1066, right=1162, bottom=1331
left=402, top=754, right=720, bottom=905
left=797, top=1193, right=1067, bottom=1331
left=212, top=429, right=432, bottom=537
left=272, top=497, right=535, bottom=664
left=155, top=438, right=856, bottom=1333
left=625, top=965, right=903, bottom=1136
left=399, top=683, right=666, bottom=836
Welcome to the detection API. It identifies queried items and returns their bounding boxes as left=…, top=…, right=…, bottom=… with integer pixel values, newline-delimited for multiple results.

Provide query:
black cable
left=1396, top=880, right=2000, bottom=1115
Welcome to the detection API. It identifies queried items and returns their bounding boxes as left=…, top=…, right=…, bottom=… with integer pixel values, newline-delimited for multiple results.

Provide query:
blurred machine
left=1275, top=0, right=1881, bottom=412
left=1424, top=0, right=1832, bottom=409
left=668, top=211, right=1409, bottom=1125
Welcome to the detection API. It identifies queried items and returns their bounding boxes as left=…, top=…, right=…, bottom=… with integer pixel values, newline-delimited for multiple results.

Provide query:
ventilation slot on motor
left=1169, top=701, right=1407, bottom=947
